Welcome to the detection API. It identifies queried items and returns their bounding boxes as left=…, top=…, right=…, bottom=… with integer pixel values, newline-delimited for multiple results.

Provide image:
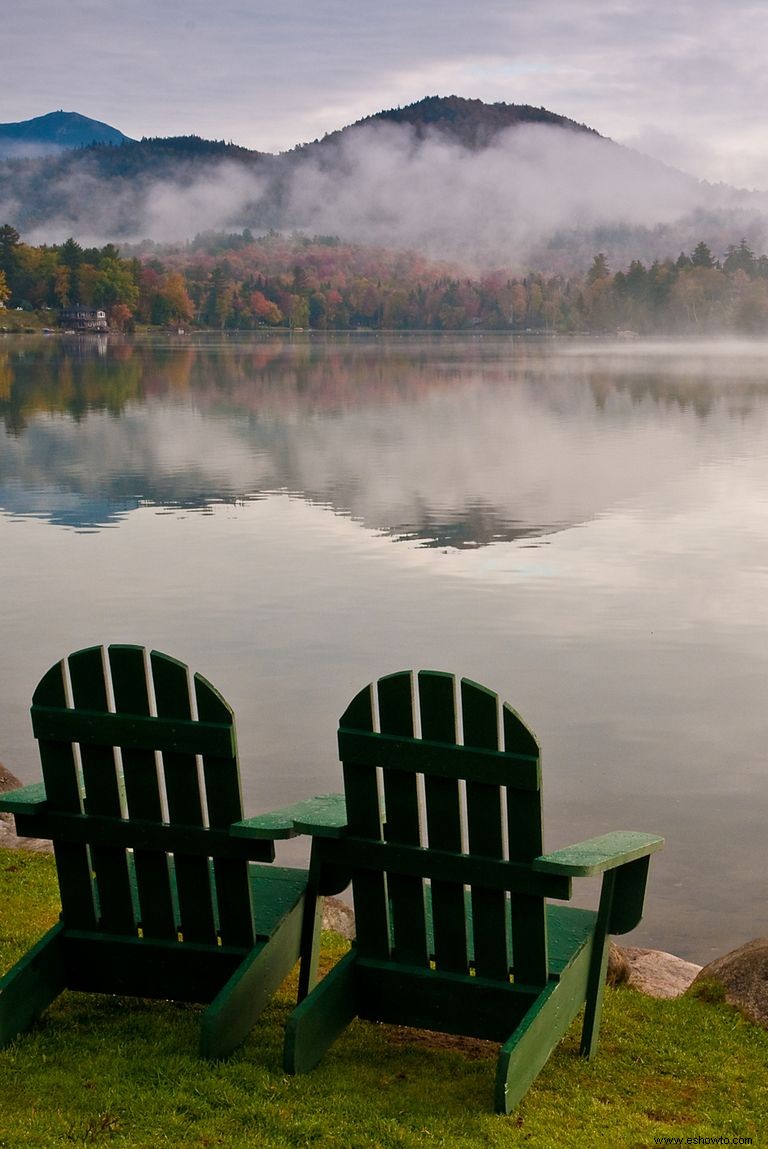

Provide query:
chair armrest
left=532, top=831, right=664, bottom=876
left=231, top=794, right=348, bottom=840
left=0, top=782, right=48, bottom=815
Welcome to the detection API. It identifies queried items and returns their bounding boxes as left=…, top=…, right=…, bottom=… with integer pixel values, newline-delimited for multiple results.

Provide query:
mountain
left=0, top=111, right=132, bottom=158
left=0, top=96, right=763, bottom=271
left=296, top=94, right=600, bottom=152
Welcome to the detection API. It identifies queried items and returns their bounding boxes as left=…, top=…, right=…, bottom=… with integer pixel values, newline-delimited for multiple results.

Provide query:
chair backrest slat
left=109, top=645, right=176, bottom=940
left=378, top=673, right=428, bottom=965
left=419, top=671, right=468, bottom=974
left=502, top=703, right=548, bottom=983
left=461, top=679, right=509, bottom=979
left=195, top=671, right=255, bottom=947
left=151, top=650, right=217, bottom=945
left=69, top=647, right=136, bottom=934
left=34, top=660, right=98, bottom=930
left=340, top=684, right=390, bottom=960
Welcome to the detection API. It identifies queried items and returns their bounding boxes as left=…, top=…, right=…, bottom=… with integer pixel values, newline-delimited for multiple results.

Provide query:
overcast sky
left=3, top=0, right=768, bottom=189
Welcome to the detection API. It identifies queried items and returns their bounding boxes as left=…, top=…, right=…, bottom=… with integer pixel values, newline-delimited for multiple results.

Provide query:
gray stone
left=321, top=896, right=356, bottom=939
left=690, top=937, right=768, bottom=1028
left=612, top=944, right=702, bottom=999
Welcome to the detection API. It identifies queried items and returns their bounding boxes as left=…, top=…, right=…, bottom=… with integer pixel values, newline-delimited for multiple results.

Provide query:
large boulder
left=690, top=938, right=768, bottom=1028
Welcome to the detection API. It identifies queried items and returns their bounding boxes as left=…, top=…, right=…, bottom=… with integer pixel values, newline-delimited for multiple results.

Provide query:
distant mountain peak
left=0, top=111, right=132, bottom=158
left=311, top=94, right=601, bottom=151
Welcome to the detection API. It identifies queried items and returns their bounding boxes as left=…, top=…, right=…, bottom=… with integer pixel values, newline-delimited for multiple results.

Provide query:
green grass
left=1, top=848, right=766, bottom=1149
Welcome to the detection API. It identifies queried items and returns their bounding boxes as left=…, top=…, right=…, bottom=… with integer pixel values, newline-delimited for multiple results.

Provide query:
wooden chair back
left=30, top=644, right=269, bottom=949
left=337, top=670, right=559, bottom=986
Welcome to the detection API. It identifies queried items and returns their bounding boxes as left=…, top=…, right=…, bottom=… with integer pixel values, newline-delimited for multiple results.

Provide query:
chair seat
left=250, top=865, right=308, bottom=939
left=546, top=904, right=598, bottom=978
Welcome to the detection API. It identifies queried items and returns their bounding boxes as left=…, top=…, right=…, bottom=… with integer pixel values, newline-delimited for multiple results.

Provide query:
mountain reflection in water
left=4, top=333, right=765, bottom=543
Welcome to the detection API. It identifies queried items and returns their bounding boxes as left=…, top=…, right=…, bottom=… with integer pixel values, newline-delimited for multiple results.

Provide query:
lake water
left=2, top=331, right=768, bottom=964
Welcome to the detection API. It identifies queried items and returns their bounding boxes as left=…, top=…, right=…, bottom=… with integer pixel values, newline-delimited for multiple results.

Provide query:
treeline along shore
left=2, top=224, right=768, bottom=334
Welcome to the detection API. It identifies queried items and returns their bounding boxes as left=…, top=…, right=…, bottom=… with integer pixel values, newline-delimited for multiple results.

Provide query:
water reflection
left=4, top=334, right=768, bottom=544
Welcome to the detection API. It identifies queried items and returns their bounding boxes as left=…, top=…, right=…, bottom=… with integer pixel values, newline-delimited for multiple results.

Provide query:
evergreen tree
left=586, top=252, right=610, bottom=284
left=690, top=241, right=716, bottom=269
left=723, top=239, right=756, bottom=277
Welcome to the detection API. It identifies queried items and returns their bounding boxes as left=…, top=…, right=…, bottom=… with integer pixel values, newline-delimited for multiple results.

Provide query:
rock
left=0, top=762, right=23, bottom=792
left=0, top=761, right=52, bottom=854
left=689, top=938, right=768, bottom=1028
left=321, top=896, right=356, bottom=939
left=612, top=945, right=702, bottom=999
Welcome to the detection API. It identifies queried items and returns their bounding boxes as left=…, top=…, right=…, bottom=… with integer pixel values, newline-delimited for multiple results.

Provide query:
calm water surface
left=2, top=332, right=768, bottom=963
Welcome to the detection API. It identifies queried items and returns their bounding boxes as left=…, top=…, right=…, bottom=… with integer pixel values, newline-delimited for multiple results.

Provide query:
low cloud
left=11, top=120, right=768, bottom=270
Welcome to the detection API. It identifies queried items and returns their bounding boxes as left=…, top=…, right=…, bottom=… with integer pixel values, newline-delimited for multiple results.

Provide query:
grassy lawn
left=0, top=848, right=765, bottom=1148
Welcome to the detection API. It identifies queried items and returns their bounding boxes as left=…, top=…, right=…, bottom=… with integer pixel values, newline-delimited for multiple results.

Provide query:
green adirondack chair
left=0, top=644, right=311, bottom=1059
left=243, top=670, right=664, bottom=1113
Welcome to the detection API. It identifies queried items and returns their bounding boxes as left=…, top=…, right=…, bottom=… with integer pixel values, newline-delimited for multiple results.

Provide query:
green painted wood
left=151, top=650, right=217, bottom=945
left=337, top=729, right=540, bottom=789
left=580, top=869, right=614, bottom=1059
left=355, top=961, right=535, bottom=1042
left=461, top=678, right=510, bottom=979
left=0, top=782, right=47, bottom=814
left=285, top=672, right=665, bottom=1112
left=0, top=924, right=68, bottom=1048
left=545, top=905, right=597, bottom=977
left=7, top=645, right=309, bottom=1059
left=495, top=934, right=592, bottom=1114
left=295, top=848, right=326, bottom=1000
left=69, top=646, right=136, bottom=934
left=502, top=703, right=548, bottom=985
left=195, top=671, right=254, bottom=949
left=200, top=893, right=304, bottom=1059
left=32, top=661, right=82, bottom=811
left=248, top=865, right=307, bottom=937
left=30, top=706, right=236, bottom=758
left=32, top=657, right=97, bottom=930
left=109, top=644, right=176, bottom=941
left=378, top=672, right=428, bottom=966
left=320, top=836, right=571, bottom=898
left=419, top=671, right=468, bottom=974
left=61, top=932, right=245, bottom=1001
left=339, top=683, right=390, bottom=961
left=232, top=793, right=348, bottom=839
left=287, top=671, right=662, bottom=1112
left=11, top=809, right=274, bottom=861
left=607, top=855, right=652, bottom=934
left=285, top=950, right=360, bottom=1074
left=534, top=831, right=665, bottom=876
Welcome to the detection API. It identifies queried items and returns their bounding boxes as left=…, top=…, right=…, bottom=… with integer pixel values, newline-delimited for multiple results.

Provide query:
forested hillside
left=2, top=224, right=768, bottom=334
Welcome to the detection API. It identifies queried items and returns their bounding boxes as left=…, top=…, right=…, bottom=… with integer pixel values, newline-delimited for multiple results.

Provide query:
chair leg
left=284, top=949, right=359, bottom=1075
left=199, top=896, right=305, bottom=1060
left=579, top=932, right=611, bottom=1059
left=579, top=871, right=616, bottom=1059
left=0, top=924, right=68, bottom=1048
left=297, top=890, right=324, bottom=1001
left=495, top=938, right=594, bottom=1114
